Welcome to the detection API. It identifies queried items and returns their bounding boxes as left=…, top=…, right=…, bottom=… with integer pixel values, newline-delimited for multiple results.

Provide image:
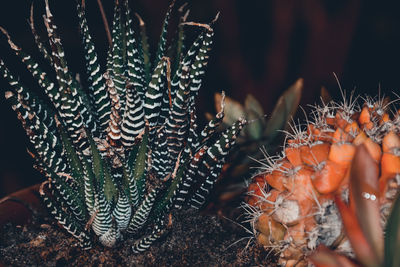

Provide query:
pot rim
left=0, top=184, right=43, bottom=227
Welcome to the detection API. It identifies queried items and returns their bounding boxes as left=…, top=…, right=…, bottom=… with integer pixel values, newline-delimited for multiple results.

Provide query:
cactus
left=310, top=145, right=400, bottom=267
left=1, top=0, right=245, bottom=251
left=245, top=89, right=400, bottom=266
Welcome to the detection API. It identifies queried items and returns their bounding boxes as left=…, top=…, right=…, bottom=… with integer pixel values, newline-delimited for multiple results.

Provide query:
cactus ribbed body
left=246, top=93, right=400, bottom=266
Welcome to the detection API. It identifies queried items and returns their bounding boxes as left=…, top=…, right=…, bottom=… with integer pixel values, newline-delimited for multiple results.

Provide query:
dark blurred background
left=1, top=0, right=400, bottom=197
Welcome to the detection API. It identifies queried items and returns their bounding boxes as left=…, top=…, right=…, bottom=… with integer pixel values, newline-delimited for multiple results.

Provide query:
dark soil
left=0, top=208, right=277, bottom=266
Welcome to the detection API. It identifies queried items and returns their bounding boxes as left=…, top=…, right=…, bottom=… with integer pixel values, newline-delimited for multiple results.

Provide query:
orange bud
left=353, top=131, right=368, bottom=145
left=307, top=124, right=315, bottom=136
left=359, top=106, right=371, bottom=125
left=285, top=146, right=302, bottom=167
left=335, top=112, right=349, bottom=129
left=380, top=112, right=390, bottom=124
left=345, top=121, right=360, bottom=135
left=265, top=173, right=286, bottom=192
left=381, top=153, right=400, bottom=177
left=333, top=128, right=353, bottom=143
left=326, top=116, right=336, bottom=126
left=353, top=135, right=382, bottom=163
left=258, top=189, right=281, bottom=211
left=329, top=143, right=356, bottom=165
left=247, top=178, right=267, bottom=199
left=300, top=142, right=330, bottom=166
left=363, top=138, right=382, bottom=163
left=314, top=129, right=335, bottom=142
left=312, top=160, right=348, bottom=194
left=382, top=131, right=400, bottom=153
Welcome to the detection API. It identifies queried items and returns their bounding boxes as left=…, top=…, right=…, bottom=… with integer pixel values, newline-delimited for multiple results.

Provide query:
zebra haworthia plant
left=0, top=0, right=245, bottom=251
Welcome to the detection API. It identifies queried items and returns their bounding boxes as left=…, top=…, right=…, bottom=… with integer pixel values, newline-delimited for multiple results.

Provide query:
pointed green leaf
left=264, top=78, right=302, bottom=139
left=103, top=163, right=118, bottom=202
left=153, top=1, right=175, bottom=70
left=135, top=13, right=151, bottom=86
left=132, top=129, right=149, bottom=203
left=244, top=94, right=264, bottom=117
left=384, top=186, right=400, bottom=267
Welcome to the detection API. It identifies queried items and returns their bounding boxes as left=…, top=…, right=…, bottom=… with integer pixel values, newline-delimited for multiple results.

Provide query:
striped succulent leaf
left=1, top=0, right=245, bottom=252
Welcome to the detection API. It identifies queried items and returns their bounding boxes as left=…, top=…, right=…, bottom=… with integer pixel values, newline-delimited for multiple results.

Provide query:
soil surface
left=0, top=208, right=277, bottom=266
